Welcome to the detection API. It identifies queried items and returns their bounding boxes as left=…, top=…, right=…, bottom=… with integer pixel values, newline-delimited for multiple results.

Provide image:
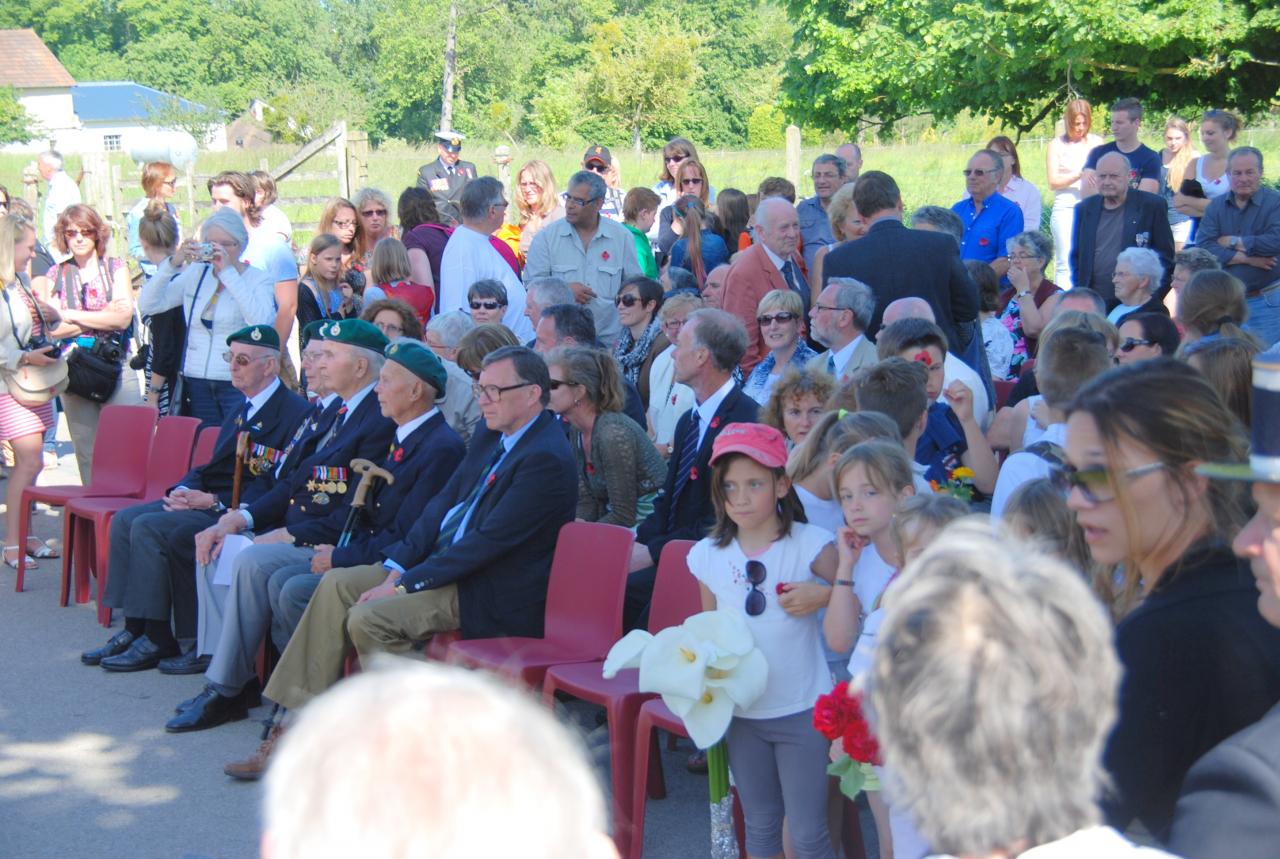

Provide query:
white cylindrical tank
left=126, top=130, right=199, bottom=169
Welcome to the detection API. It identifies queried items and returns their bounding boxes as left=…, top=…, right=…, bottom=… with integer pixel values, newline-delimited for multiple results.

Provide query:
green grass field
left=5, top=126, right=1279, bottom=254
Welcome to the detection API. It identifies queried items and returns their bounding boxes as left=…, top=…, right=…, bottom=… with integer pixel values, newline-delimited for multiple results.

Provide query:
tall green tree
left=0, top=87, right=36, bottom=145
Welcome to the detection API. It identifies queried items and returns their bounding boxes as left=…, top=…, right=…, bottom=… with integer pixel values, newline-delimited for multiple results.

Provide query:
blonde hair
left=891, top=494, right=968, bottom=564
left=515, top=161, right=560, bottom=224
left=1163, top=117, right=1196, bottom=190
left=1040, top=309, right=1120, bottom=353
left=756, top=288, right=803, bottom=319
left=0, top=213, right=36, bottom=285
left=788, top=409, right=902, bottom=482
left=305, top=233, right=344, bottom=310
left=1177, top=269, right=1259, bottom=346
left=370, top=237, right=412, bottom=284
left=832, top=439, right=913, bottom=500
left=1003, top=478, right=1109, bottom=608
left=545, top=345, right=626, bottom=414
left=826, top=183, right=858, bottom=240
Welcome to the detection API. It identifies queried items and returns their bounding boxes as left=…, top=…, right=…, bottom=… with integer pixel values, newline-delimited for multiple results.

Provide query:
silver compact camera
left=195, top=242, right=217, bottom=262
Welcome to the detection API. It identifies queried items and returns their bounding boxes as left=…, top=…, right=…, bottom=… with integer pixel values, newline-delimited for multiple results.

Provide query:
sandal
left=3, top=546, right=36, bottom=570
left=25, top=538, right=58, bottom=559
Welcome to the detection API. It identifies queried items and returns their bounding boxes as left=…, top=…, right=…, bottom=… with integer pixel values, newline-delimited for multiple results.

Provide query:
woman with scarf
left=611, top=275, right=667, bottom=411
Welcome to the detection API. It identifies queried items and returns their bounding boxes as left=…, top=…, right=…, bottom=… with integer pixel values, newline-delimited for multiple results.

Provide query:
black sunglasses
left=548, top=378, right=573, bottom=390
left=615, top=294, right=644, bottom=307
left=1048, top=461, right=1166, bottom=505
left=757, top=312, right=798, bottom=326
left=470, top=300, right=504, bottom=311
left=1119, top=337, right=1154, bottom=352
left=745, top=560, right=767, bottom=617
left=585, top=162, right=608, bottom=173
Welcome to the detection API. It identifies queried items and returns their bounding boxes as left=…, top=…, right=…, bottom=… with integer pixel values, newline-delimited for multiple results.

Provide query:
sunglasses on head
left=1048, top=461, right=1166, bottom=505
left=615, top=294, right=644, bottom=307
left=470, top=300, right=504, bottom=311
left=1119, top=337, right=1154, bottom=352
left=757, top=312, right=798, bottom=326
left=744, top=560, right=767, bottom=617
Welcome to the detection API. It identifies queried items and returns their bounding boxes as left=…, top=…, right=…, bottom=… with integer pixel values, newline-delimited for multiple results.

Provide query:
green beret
left=301, top=319, right=328, bottom=347
left=225, top=324, right=280, bottom=350
left=385, top=339, right=448, bottom=399
left=321, top=318, right=389, bottom=352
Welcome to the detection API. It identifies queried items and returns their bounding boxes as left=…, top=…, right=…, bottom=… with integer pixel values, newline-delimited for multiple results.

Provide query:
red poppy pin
left=689, top=465, right=698, bottom=481
left=487, top=472, right=497, bottom=486
left=601, top=250, right=610, bottom=261
left=709, top=416, right=721, bottom=429
left=392, top=447, right=405, bottom=463
left=979, top=237, right=990, bottom=246
left=671, top=394, right=678, bottom=405
left=586, top=462, right=595, bottom=475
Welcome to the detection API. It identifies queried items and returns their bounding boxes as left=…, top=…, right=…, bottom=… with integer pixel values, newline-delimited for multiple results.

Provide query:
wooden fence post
left=346, top=129, right=370, bottom=195
left=493, top=145, right=512, bottom=201
left=335, top=121, right=349, bottom=198
left=785, top=125, right=802, bottom=191
left=110, top=163, right=126, bottom=260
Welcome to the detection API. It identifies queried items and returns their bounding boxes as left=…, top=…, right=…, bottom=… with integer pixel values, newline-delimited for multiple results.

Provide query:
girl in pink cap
left=688, top=421, right=840, bottom=859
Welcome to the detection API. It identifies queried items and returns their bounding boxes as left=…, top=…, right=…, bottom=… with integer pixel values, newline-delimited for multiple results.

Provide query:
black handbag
left=58, top=263, right=125, bottom=403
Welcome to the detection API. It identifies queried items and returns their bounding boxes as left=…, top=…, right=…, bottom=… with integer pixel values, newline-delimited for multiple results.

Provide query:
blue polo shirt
left=951, top=192, right=1022, bottom=264
left=915, top=402, right=968, bottom=486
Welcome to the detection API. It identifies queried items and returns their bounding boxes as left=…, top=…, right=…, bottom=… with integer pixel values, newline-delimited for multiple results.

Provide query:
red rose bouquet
left=813, top=680, right=882, bottom=798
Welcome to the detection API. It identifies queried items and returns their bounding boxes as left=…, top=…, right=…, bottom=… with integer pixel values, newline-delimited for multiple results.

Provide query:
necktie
left=667, top=410, right=702, bottom=528
left=321, top=405, right=348, bottom=447
left=434, top=442, right=506, bottom=551
left=826, top=354, right=836, bottom=376
left=781, top=259, right=800, bottom=295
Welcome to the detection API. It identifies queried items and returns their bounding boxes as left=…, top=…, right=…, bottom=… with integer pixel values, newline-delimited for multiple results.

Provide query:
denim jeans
left=1245, top=288, right=1280, bottom=349
left=181, top=376, right=244, bottom=430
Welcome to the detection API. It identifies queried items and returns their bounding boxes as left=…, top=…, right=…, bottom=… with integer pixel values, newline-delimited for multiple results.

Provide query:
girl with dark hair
left=398, top=187, right=449, bottom=302
left=611, top=276, right=667, bottom=410
left=667, top=195, right=729, bottom=286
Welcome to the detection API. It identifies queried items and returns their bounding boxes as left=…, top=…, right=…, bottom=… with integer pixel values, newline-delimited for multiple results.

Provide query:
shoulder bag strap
left=0, top=286, right=24, bottom=348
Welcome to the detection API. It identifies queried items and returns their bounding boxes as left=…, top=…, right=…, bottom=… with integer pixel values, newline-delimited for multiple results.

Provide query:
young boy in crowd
left=875, top=318, right=998, bottom=496
left=989, top=327, right=1114, bottom=517
left=622, top=188, right=660, bottom=278
left=851, top=358, right=935, bottom=496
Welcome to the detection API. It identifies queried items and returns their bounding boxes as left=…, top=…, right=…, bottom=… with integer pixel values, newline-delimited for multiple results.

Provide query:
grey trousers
left=202, top=542, right=315, bottom=695
left=271, top=569, right=322, bottom=649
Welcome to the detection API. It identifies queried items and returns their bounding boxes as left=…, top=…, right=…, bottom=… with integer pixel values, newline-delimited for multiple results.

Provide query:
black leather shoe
left=100, top=635, right=180, bottom=673
left=165, top=685, right=249, bottom=733
left=81, top=630, right=135, bottom=666
left=158, top=647, right=211, bottom=676
left=176, top=677, right=261, bottom=714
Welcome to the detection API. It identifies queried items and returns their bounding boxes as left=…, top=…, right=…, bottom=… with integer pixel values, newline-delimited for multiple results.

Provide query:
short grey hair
left=1006, top=230, right=1053, bottom=267
left=354, top=344, right=387, bottom=376
left=459, top=176, right=506, bottom=221
left=352, top=187, right=393, bottom=214
left=869, top=519, right=1119, bottom=856
left=39, top=150, right=63, bottom=170
left=1096, top=150, right=1132, bottom=176
left=426, top=310, right=475, bottom=348
left=1229, top=145, right=1264, bottom=173
left=827, top=277, right=875, bottom=332
left=687, top=308, right=747, bottom=373
left=264, top=661, right=611, bottom=859
left=976, top=148, right=1004, bottom=174
left=1173, top=246, right=1221, bottom=274
left=1116, top=246, right=1164, bottom=293
left=568, top=170, right=607, bottom=202
left=812, top=153, right=847, bottom=178
left=659, top=291, right=703, bottom=321
left=467, top=278, right=508, bottom=305
left=526, top=276, right=572, bottom=310
left=910, top=205, right=964, bottom=247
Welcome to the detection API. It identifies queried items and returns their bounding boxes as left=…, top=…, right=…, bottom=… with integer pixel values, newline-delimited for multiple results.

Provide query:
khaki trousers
left=262, top=563, right=459, bottom=711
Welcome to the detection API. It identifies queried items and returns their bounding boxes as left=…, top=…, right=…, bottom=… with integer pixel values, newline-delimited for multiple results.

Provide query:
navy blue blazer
left=245, top=389, right=397, bottom=532
left=1167, top=701, right=1280, bottom=859
left=384, top=410, right=577, bottom=640
left=177, top=382, right=310, bottom=506
left=636, top=385, right=758, bottom=564
left=822, top=218, right=979, bottom=352
left=1070, top=189, right=1175, bottom=306
left=294, top=411, right=465, bottom=561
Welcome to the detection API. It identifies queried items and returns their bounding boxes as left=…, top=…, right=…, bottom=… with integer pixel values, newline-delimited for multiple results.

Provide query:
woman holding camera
left=0, top=213, right=64, bottom=568
left=138, top=208, right=276, bottom=428
left=46, top=204, right=138, bottom=483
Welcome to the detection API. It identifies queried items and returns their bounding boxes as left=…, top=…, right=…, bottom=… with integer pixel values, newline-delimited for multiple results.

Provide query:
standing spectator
left=37, top=151, right=80, bottom=256
left=466, top=279, right=509, bottom=327
left=317, top=196, right=365, bottom=277
left=514, top=160, right=564, bottom=259
left=251, top=170, right=292, bottom=244
left=135, top=205, right=185, bottom=414
left=1160, top=118, right=1199, bottom=249
left=138, top=208, right=276, bottom=428
left=1082, top=97, right=1162, bottom=196
left=1047, top=98, right=1103, bottom=287
left=547, top=345, right=666, bottom=527
left=999, top=230, right=1061, bottom=374
left=7, top=199, right=55, bottom=300
left=621, top=187, right=660, bottom=278
left=612, top=276, right=667, bottom=410
left=806, top=277, right=878, bottom=383
left=47, top=204, right=140, bottom=481
left=657, top=159, right=714, bottom=262
left=835, top=142, right=863, bottom=178
left=646, top=292, right=701, bottom=457
left=0, top=184, right=7, bottom=214
left=0, top=213, right=62, bottom=569
left=652, top=137, right=701, bottom=219
left=578, top=146, right=625, bottom=220
left=968, top=259, right=1016, bottom=380
left=1174, top=110, right=1240, bottom=220
left=952, top=149, right=1022, bottom=278
left=1108, top=247, right=1168, bottom=324
left=1194, top=147, right=1280, bottom=346
left=825, top=171, right=979, bottom=359
left=524, top=170, right=643, bottom=348
left=744, top=289, right=817, bottom=404
left=986, top=135, right=1042, bottom=233
left=126, top=161, right=180, bottom=277
left=668, top=195, right=728, bottom=286
left=398, top=187, right=449, bottom=295
left=811, top=182, right=866, bottom=288
left=716, top=187, right=751, bottom=253
left=722, top=197, right=808, bottom=373
left=370, top=237, right=433, bottom=326
left=297, top=234, right=346, bottom=339
left=1065, top=359, right=1280, bottom=841
left=353, top=188, right=395, bottom=267
left=1071, top=151, right=1175, bottom=308
left=415, top=129, right=477, bottom=225
left=438, top=177, right=531, bottom=340
left=797, top=153, right=848, bottom=272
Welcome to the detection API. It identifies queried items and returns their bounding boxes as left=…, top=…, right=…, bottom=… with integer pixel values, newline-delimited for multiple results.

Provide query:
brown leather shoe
left=224, top=724, right=284, bottom=781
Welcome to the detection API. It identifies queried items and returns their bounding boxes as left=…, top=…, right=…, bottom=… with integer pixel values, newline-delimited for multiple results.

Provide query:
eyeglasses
left=662, top=317, right=687, bottom=331
left=470, top=300, right=504, bottom=311
left=472, top=381, right=533, bottom=402
left=518, top=181, right=542, bottom=190
left=585, top=163, right=608, bottom=173
left=811, top=303, right=846, bottom=315
left=1119, top=337, right=1154, bottom=352
left=375, top=322, right=404, bottom=336
left=681, top=178, right=704, bottom=186
left=615, top=294, right=644, bottom=308
left=360, top=208, right=388, bottom=218
left=757, top=312, right=798, bottom=326
left=1050, top=461, right=1166, bottom=505
left=962, top=168, right=995, bottom=178
left=548, top=378, right=574, bottom=390
left=332, top=219, right=357, bottom=229
left=744, top=560, right=767, bottom=617
left=565, top=195, right=600, bottom=208
left=665, top=154, right=687, bottom=165
left=63, top=228, right=93, bottom=239
left=222, top=351, right=272, bottom=367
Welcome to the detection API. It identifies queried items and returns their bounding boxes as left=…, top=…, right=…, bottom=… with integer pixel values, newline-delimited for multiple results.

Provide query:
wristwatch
left=394, top=580, right=407, bottom=595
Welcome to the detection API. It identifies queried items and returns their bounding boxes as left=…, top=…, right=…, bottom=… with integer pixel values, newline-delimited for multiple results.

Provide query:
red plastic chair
left=14, top=404, right=157, bottom=592
left=994, top=379, right=1016, bottom=411
left=190, top=425, right=220, bottom=469
left=61, top=415, right=200, bottom=624
left=541, top=540, right=700, bottom=858
left=444, top=521, right=635, bottom=687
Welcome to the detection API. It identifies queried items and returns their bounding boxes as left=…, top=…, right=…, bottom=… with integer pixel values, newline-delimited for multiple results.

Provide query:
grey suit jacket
left=808, top=336, right=879, bottom=383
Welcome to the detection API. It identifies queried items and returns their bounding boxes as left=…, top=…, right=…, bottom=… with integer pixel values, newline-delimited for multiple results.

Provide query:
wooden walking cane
left=337, top=458, right=395, bottom=547
left=230, top=431, right=250, bottom=509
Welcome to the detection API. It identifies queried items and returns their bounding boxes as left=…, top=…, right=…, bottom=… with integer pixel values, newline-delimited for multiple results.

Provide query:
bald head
left=755, top=197, right=800, bottom=259
left=882, top=297, right=936, bottom=326
left=835, top=143, right=862, bottom=178
left=1095, top=151, right=1132, bottom=204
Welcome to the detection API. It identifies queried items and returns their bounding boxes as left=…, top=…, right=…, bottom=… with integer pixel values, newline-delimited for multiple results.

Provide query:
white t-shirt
left=851, top=542, right=895, bottom=619
left=795, top=485, right=843, bottom=534
left=259, top=204, right=293, bottom=244
left=688, top=522, right=834, bottom=719
left=991, top=422, right=1066, bottom=519
left=911, top=461, right=934, bottom=496
left=438, top=225, right=532, bottom=340
left=941, top=352, right=990, bottom=430
left=927, top=825, right=1177, bottom=859
left=1021, top=394, right=1049, bottom=449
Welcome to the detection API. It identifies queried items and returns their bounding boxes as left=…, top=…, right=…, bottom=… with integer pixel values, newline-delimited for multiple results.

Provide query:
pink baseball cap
left=710, top=422, right=788, bottom=468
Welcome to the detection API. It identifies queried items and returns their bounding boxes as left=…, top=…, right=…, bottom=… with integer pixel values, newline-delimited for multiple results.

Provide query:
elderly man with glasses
left=525, top=170, right=644, bottom=349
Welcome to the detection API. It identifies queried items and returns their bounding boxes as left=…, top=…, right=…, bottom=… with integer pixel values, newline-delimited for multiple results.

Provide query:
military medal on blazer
left=246, top=442, right=285, bottom=477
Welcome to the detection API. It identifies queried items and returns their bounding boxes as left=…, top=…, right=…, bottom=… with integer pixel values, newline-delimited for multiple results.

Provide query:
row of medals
left=306, top=479, right=348, bottom=504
